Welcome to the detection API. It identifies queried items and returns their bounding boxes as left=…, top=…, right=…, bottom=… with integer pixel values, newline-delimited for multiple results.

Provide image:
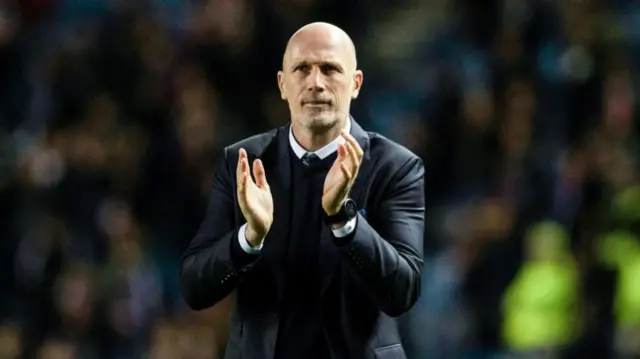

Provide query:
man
left=180, top=22, right=425, bottom=359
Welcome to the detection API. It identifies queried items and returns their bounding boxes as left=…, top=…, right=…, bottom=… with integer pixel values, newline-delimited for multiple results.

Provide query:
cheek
left=334, top=85, right=352, bottom=102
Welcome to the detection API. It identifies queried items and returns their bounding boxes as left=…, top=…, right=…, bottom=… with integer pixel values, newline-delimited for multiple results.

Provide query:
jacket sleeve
left=179, top=148, right=259, bottom=311
left=334, top=156, right=425, bottom=317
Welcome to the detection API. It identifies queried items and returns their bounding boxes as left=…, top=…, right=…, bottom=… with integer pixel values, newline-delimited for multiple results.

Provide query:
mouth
left=302, top=100, right=332, bottom=106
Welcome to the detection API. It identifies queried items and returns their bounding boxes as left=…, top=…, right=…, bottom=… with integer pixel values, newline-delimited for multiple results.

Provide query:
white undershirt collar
left=289, top=119, right=352, bottom=160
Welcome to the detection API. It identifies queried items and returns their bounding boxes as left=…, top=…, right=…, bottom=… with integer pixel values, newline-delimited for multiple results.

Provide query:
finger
left=238, top=158, right=250, bottom=187
left=237, top=148, right=248, bottom=184
left=344, top=140, right=360, bottom=170
left=252, top=159, right=269, bottom=189
left=341, top=130, right=364, bottom=159
left=238, top=172, right=248, bottom=196
left=340, top=162, right=353, bottom=180
left=337, top=143, right=349, bottom=161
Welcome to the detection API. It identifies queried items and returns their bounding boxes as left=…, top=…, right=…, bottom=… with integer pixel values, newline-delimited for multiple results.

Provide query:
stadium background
left=1, top=0, right=639, bottom=358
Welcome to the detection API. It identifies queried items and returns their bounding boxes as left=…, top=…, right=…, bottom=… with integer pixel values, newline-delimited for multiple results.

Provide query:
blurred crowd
left=1, top=0, right=639, bottom=358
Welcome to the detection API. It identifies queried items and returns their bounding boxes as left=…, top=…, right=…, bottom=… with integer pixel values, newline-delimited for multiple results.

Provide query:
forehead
left=285, top=32, right=351, bottom=66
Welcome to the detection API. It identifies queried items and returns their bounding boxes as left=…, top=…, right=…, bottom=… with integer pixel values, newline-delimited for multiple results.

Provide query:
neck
left=291, top=120, right=345, bottom=152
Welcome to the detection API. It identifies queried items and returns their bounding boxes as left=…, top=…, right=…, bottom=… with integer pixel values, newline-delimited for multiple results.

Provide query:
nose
left=306, top=67, right=325, bottom=92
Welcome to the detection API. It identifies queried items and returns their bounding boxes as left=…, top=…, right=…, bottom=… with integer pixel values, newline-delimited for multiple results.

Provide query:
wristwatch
left=324, top=198, right=358, bottom=225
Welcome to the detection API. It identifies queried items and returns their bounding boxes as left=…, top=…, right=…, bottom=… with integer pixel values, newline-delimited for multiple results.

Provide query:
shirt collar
left=289, top=119, right=352, bottom=160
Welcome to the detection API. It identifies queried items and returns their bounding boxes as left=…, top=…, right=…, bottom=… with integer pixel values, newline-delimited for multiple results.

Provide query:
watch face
left=345, top=200, right=357, bottom=217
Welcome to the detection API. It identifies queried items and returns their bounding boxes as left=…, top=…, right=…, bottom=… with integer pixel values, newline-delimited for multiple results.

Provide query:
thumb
left=253, top=159, right=269, bottom=189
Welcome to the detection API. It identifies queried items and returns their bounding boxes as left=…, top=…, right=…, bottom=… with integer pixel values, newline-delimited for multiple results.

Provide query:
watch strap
left=324, top=199, right=356, bottom=225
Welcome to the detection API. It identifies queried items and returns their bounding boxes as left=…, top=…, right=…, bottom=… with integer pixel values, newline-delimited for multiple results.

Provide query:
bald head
left=283, top=22, right=357, bottom=71
left=277, top=22, right=363, bottom=138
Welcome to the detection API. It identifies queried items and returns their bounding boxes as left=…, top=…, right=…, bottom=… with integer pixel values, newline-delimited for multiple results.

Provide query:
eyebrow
left=291, top=60, right=344, bottom=72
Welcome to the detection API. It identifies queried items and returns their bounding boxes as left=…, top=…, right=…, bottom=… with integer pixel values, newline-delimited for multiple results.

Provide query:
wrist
left=323, top=200, right=345, bottom=216
left=245, top=226, right=266, bottom=247
left=324, top=209, right=338, bottom=216
left=324, top=198, right=357, bottom=227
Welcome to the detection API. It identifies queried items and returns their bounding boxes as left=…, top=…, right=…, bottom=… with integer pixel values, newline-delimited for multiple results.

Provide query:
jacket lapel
left=319, top=118, right=373, bottom=295
left=259, top=126, right=292, bottom=302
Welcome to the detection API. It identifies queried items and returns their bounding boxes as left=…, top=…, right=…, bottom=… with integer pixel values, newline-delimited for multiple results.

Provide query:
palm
left=322, top=162, right=348, bottom=210
left=242, top=180, right=273, bottom=232
left=321, top=131, right=364, bottom=214
left=236, top=149, right=273, bottom=240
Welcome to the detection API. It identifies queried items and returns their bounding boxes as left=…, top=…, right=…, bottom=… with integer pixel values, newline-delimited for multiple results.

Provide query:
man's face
left=278, top=30, right=362, bottom=131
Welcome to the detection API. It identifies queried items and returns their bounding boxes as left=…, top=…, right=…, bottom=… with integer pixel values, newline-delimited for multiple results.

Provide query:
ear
left=351, top=70, right=363, bottom=99
left=277, top=71, right=286, bottom=100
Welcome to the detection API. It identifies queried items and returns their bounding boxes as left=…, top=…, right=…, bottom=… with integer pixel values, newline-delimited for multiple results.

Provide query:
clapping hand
left=322, top=129, right=363, bottom=216
left=236, top=148, right=273, bottom=246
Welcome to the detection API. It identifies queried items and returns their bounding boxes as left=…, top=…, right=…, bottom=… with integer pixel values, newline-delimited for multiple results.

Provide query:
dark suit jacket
left=180, top=120, right=425, bottom=359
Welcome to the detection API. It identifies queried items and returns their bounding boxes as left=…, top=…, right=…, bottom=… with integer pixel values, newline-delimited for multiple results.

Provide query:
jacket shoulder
left=365, top=132, right=424, bottom=201
left=226, top=128, right=279, bottom=153
left=367, top=132, right=421, bottom=165
left=223, top=128, right=280, bottom=162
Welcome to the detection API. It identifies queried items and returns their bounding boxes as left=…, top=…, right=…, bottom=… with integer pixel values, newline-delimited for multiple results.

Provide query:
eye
left=321, top=64, right=337, bottom=73
left=294, top=64, right=309, bottom=72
